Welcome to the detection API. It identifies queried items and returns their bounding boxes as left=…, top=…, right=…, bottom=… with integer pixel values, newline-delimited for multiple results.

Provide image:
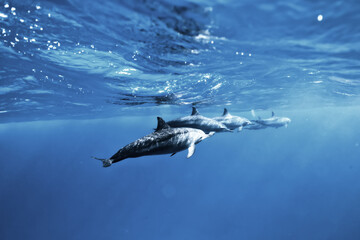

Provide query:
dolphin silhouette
left=93, top=117, right=214, bottom=167
left=213, top=108, right=251, bottom=132
left=245, top=111, right=291, bottom=129
left=167, top=107, right=231, bottom=133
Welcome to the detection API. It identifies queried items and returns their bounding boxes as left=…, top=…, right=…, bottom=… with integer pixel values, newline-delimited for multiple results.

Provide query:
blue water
left=1, top=0, right=360, bottom=239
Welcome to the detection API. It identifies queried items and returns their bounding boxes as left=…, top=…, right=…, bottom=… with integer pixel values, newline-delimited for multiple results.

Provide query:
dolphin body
left=94, top=117, right=214, bottom=167
left=213, top=108, right=251, bottom=132
left=243, top=122, right=267, bottom=130
left=245, top=111, right=291, bottom=130
left=167, top=107, right=231, bottom=133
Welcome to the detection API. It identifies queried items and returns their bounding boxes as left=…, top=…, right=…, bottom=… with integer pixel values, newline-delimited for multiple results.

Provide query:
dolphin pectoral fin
left=237, top=126, right=243, bottom=132
left=92, top=156, right=113, bottom=167
left=187, top=144, right=195, bottom=158
left=285, top=123, right=288, bottom=128
left=170, top=152, right=176, bottom=157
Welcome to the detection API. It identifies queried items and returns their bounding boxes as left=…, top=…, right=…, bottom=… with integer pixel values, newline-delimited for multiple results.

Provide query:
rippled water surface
left=1, top=0, right=359, bottom=121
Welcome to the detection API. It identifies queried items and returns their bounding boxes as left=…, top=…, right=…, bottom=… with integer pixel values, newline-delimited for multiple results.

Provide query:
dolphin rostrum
left=213, top=108, right=251, bottom=132
left=167, top=107, right=231, bottom=133
left=245, top=111, right=291, bottom=129
left=93, top=117, right=214, bottom=167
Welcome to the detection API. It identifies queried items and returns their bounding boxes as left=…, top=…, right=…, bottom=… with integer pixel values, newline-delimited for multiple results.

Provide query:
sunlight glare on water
left=0, top=0, right=359, bottom=122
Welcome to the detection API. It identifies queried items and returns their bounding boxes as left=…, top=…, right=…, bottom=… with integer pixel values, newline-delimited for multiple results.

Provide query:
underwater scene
left=1, top=0, right=360, bottom=239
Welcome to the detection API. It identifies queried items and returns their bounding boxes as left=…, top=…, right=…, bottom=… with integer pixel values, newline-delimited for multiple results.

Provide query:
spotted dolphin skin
left=93, top=117, right=214, bottom=167
left=246, top=111, right=291, bottom=129
left=213, top=108, right=251, bottom=132
left=167, top=107, right=231, bottom=133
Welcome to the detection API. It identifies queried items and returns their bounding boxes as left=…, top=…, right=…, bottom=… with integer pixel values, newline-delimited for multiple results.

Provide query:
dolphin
left=166, top=107, right=232, bottom=133
left=243, top=121, right=267, bottom=130
left=93, top=117, right=214, bottom=167
left=213, top=108, right=251, bottom=132
left=246, top=111, right=291, bottom=129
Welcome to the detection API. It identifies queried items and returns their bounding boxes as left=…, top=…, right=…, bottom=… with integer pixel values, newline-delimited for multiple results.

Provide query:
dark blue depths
left=1, top=107, right=360, bottom=240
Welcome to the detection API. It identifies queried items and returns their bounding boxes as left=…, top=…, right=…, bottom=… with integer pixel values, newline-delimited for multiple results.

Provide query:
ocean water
left=1, top=0, right=360, bottom=239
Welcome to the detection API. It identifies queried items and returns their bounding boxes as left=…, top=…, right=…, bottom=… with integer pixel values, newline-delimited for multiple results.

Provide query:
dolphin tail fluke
left=92, top=156, right=113, bottom=168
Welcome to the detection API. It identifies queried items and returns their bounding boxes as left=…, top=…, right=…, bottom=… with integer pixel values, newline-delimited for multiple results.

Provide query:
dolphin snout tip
left=208, top=131, right=216, bottom=137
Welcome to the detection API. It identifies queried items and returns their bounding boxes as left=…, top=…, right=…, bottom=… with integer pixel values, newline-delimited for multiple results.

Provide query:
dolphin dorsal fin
left=222, top=108, right=229, bottom=116
left=271, top=111, right=275, bottom=117
left=155, top=117, right=171, bottom=131
left=251, top=109, right=256, bottom=118
left=191, top=107, right=200, bottom=116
